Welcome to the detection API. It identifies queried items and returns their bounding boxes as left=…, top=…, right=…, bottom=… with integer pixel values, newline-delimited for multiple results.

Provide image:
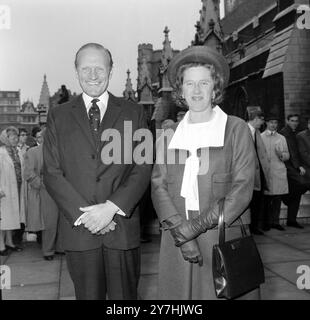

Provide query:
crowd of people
left=0, top=42, right=309, bottom=301
left=246, top=111, right=310, bottom=235
left=0, top=125, right=62, bottom=259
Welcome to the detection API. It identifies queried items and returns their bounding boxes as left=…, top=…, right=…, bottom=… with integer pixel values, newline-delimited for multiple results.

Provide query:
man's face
left=19, top=131, right=28, bottom=144
left=76, top=47, right=112, bottom=97
left=287, top=116, right=299, bottom=131
left=35, top=131, right=43, bottom=145
left=253, top=116, right=265, bottom=129
left=266, top=120, right=278, bottom=132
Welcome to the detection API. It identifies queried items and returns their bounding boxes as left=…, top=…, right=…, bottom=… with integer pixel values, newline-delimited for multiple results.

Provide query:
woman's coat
left=24, top=144, right=58, bottom=232
left=0, top=146, right=26, bottom=230
left=151, top=116, right=256, bottom=299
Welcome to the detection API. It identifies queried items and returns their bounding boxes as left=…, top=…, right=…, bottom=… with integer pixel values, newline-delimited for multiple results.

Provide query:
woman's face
left=8, top=132, right=19, bottom=147
left=182, top=66, right=215, bottom=112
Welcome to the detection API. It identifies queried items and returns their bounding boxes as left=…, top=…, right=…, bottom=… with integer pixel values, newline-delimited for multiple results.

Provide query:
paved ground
left=1, top=224, right=310, bottom=300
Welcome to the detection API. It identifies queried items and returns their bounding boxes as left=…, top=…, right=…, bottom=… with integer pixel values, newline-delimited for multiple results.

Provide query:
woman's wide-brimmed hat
left=167, top=46, right=230, bottom=89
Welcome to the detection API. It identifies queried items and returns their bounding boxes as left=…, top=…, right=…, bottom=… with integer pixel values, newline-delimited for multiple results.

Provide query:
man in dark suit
left=247, top=108, right=270, bottom=235
left=280, top=114, right=308, bottom=228
left=297, top=117, right=310, bottom=173
left=43, top=43, right=151, bottom=300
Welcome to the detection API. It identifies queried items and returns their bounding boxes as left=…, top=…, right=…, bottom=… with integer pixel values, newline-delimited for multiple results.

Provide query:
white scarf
left=168, top=106, right=228, bottom=219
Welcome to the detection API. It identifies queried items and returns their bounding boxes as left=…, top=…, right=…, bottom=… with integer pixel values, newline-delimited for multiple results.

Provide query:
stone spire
left=194, top=0, right=224, bottom=52
left=123, top=69, right=136, bottom=101
left=161, top=26, right=173, bottom=68
left=37, top=74, right=50, bottom=113
left=138, top=56, right=152, bottom=89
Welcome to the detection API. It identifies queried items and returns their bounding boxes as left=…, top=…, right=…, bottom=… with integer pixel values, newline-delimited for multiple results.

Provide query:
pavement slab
left=260, top=276, right=310, bottom=300
left=257, top=242, right=310, bottom=264
left=265, top=259, right=310, bottom=286
left=3, top=282, right=59, bottom=300
left=138, top=274, right=158, bottom=300
left=8, top=259, right=61, bottom=287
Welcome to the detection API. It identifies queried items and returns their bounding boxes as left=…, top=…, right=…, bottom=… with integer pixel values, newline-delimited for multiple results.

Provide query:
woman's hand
left=179, top=239, right=203, bottom=266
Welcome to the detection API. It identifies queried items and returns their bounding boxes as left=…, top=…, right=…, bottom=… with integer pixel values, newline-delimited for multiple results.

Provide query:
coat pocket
left=212, top=172, right=233, bottom=199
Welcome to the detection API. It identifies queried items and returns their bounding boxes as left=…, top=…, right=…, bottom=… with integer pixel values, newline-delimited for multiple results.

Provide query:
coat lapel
left=70, top=94, right=96, bottom=149
left=99, top=93, right=122, bottom=149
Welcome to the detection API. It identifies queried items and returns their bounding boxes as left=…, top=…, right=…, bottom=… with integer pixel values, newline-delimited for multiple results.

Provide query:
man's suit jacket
left=249, top=128, right=270, bottom=192
left=279, top=126, right=302, bottom=180
left=297, top=129, right=310, bottom=183
left=43, top=93, right=151, bottom=251
left=297, top=129, right=310, bottom=168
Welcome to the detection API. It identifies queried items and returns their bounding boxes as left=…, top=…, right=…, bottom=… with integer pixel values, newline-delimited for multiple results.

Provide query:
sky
left=0, top=0, right=224, bottom=106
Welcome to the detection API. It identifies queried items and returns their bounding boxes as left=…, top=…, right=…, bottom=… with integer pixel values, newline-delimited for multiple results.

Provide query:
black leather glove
left=179, top=239, right=203, bottom=266
left=163, top=201, right=220, bottom=247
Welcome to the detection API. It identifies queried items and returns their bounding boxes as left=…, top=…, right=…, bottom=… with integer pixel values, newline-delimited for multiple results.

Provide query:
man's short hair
left=74, top=43, right=113, bottom=70
left=287, top=114, right=299, bottom=121
left=19, top=128, right=28, bottom=135
left=246, top=106, right=264, bottom=122
left=32, top=126, right=41, bottom=138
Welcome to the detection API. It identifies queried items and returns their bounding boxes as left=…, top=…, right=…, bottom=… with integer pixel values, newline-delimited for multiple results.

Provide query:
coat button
left=96, top=177, right=100, bottom=182
left=91, top=154, right=96, bottom=159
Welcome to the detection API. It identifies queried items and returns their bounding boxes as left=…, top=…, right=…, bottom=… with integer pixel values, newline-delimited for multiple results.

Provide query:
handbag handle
left=218, top=198, right=248, bottom=246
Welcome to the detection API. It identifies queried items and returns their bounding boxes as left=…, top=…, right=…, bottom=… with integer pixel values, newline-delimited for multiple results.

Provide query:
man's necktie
left=88, top=98, right=101, bottom=133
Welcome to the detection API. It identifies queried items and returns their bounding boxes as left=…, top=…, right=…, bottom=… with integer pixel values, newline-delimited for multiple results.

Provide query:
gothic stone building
left=219, top=0, right=310, bottom=128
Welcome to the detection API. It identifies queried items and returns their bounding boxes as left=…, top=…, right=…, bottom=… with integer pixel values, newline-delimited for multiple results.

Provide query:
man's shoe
left=44, top=255, right=54, bottom=261
left=0, top=249, right=9, bottom=256
left=271, top=224, right=285, bottom=231
left=55, top=251, right=65, bottom=255
left=287, top=221, right=304, bottom=229
left=6, top=245, right=23, bottom=252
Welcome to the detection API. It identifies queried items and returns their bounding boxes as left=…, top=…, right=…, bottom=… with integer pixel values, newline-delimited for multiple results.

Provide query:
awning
left=263, top=24, right=294, bottom=78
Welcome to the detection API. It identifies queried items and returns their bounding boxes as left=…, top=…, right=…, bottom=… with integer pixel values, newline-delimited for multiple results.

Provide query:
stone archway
left=233, top=86, right=248, bottom=119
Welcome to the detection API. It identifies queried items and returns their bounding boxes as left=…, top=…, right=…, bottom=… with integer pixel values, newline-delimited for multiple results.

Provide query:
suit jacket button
left=91, top=154, right=96, bottom=159
left=96, top=177, right=100, bottom=182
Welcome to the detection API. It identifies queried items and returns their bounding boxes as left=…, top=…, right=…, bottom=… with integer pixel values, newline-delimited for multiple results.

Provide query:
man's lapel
left=70, top=94, right=96, bottom=149
left=99, top=93, right=122, bottom=149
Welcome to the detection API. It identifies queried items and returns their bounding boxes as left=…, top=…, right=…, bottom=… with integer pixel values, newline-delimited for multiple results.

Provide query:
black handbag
left=212, top=199, right=265, bottom=299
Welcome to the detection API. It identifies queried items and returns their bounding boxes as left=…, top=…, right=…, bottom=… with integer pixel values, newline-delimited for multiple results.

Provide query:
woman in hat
left=151, top=46, right=259, bottom=299
left=0, top=126, right=26, bottom=255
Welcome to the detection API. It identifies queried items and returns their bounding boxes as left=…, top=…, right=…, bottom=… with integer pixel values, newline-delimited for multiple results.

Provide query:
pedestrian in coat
left=297, top=117, right=310, bottom=184
left=261, top=115, right=289, bottom=231
left=247, top=108, right=270, bottom=235
left=280, top=114, right=308, bottom=228
left=43, top=43, right=151, bottom=299
left=0, top=127, right=26, bottom=255
left=13, top=128, right=29, bottom=245
left=24, top=128, right=60, bottom=260
left=151, top=46, right=258, bottom=300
